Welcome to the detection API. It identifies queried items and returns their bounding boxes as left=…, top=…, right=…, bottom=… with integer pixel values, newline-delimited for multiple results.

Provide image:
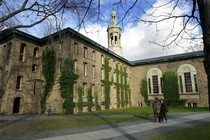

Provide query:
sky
left=12, top=0, right=203, bottom=61
left=78, top=0, right=203, bottom=61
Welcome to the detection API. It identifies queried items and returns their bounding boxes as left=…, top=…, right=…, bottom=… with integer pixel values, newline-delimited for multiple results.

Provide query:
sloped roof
left=0, top=28, right=204, bottom=66
left=131, top=51, right=204, bottom=66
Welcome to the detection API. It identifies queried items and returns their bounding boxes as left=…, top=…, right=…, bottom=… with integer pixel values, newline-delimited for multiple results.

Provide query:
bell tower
left=107, top=8, right=123, bottom=57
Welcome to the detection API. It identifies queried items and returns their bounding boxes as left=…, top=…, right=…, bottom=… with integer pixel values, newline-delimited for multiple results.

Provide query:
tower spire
left=107, top=8, right=123, bottom=57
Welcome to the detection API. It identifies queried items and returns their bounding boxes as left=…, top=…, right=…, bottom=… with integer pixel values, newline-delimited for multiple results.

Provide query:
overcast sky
left=79, top=0, right=203, bottom=61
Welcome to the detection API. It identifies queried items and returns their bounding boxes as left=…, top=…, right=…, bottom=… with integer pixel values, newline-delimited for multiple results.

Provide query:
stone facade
left=0, top=28, right=208, bottom=115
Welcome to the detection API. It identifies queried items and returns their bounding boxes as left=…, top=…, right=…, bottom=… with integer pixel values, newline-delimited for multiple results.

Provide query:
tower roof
left=108, top=8, right=120, bottom=28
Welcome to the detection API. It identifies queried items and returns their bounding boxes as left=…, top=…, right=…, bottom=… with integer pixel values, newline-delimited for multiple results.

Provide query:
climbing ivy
left=94, top=91, right=101, bottom=111
left=41, top=47, right=56, bottom=113
left=163, top=72, right=182, bottom=106
left=140, top=79, right=150, bottom=106
left=87, top=87, right=93, bottom=112
left=59, top=58, right=79, bottom=114
left=102, top=57, right=112, bottom=110
left=114, top=64, right=131, bottom=108
left=77, top=87, right=83, bottom=113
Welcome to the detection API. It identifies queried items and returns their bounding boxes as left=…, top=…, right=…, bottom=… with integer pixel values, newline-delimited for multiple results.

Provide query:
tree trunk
left=197, top=0, right=210, bottom=111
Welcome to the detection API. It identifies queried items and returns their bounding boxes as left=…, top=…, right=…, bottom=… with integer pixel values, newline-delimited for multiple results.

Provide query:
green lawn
left=1, top=106, right=208, bottom=134
left=147, top=122, right=210, bottom=140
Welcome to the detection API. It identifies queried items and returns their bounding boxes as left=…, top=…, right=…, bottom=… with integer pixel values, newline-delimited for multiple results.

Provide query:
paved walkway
left=35, top=112, right=210, bottom=140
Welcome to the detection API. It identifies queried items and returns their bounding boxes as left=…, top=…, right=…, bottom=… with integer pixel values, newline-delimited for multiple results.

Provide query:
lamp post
left=27, top=78, right=45, bottom=115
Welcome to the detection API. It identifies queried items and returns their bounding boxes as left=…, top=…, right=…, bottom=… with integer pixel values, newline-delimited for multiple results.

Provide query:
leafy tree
left=59, top=58, right=79, bottom=114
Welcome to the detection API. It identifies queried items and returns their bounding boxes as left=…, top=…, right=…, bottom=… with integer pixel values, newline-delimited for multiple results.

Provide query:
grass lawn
left=0, top=106, right=208, bottom=134
left=147, top=122, right=210, bottom=140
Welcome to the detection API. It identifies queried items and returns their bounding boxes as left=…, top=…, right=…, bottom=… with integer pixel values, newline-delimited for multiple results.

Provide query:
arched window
left=147, top=68, right=163, bottom=94
left=177, top=64, right=199, bottom=93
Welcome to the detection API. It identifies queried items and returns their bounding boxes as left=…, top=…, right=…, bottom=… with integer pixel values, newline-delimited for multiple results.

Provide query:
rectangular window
left=32, top=64, right=37, bottom=72
left=16, top=75, right=23, bottom=90
left=179, top=76, right=183, bottom=93
left=101, top=55, right=104, bottom=64
left=148, top=78, right=151, bottom=94
left=74, top=60, right=77, bottom=74
left=92, top=84, right=95, bottom=97
left=160, top=77, right=163, bottom=93
left=74, top=82, right=77, bottom=97
left=19, top=43, right=26, bottom=62
left=83, top=83, right=87, bottom=96
left=152, top=75, right=159, bottom=94
left=92, top=51, right=95, bottom=61
left=114, top=72, right=116, bottom=82
left=83, top=63, right=87, bottom=76
left=84, top=47, right=88, bottom=58
left=92, top=65, right=95, bottom=78
left=101, top=85, right=104, bottom=97
left=184, top=72, right=192, bottom=92
left=101, top=68, right=104, bottom=80
left=74, top=42, right=78, bottom=54
left=194, top=74, right=198, bottom=92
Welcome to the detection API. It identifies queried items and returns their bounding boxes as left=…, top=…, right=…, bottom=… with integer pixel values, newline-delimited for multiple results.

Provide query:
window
left=92, top=51, right=95, bottom=61
left=83, top=47, right=88, bottom=58
left=147, top=68, right=162, bottom=94
left=148, top=78, right=151, bottom=94
left=184, top=72, right=192, bottom=92
left=92, top=84, right=95, bottom=97
left=83, top=83, right=87, bottom=96
left=16, top=75, right=23, bottom=90
left=177, top=64, right=199, bottom=93
left=33, top=47, right=39, bottom=57
left=73, top=82, right=77, bottom=97
left=152, top=75, right=159, bottom=94
left=74, top=42, right=78, bottom=54
left=19, top=43, right=26, bottom=62
left=101, top=55, right=104, bottom=64
left=83, top=63, right=87, bottom=76
left=101, top=68, right=104, bottom=80
left=92, top=65, right=95, bottom=78
left=194, top=74, right=198, bottom=92
left=101, top=85, right=104, bottom=97
left=32, top=64, right=37, bottom=72
left=74, top=60, right=77, bottom=74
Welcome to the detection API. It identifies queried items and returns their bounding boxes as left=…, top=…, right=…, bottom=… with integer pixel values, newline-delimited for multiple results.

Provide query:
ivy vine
left=140, top=79, right=150, bottom=106
left=94, top=90, right=101, bottom=111
left=77, top=87, right=83, bottom=113
left=59, top=58, right=79, bottom=114
left=87, top=87, right=93, bottom=112
left=41, top=47, right=56, bottom=113
left=114, top=64, right=131, bottom=108
left=102, top=57, right=112, bottom=110
left=163, top=71, right=180, bottom=106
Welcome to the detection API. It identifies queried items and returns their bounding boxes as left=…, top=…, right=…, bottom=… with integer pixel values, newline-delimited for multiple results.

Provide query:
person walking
left=152, top=97, right=161, bottom=123
left=160, top=99, right=168, bottom=122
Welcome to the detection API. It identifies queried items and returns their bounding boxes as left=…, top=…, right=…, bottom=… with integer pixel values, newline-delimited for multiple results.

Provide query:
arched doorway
left=13, top=97, right=21, bottom=114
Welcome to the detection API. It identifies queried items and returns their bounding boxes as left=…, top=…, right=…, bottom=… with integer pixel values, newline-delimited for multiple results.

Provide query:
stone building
left=0, top=11, right=208, bottom=114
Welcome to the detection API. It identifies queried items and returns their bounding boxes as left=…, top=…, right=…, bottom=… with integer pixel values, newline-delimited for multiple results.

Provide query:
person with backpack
left=160, top=99, right=168, bottom=122
left=152, top=97, right=161, bottom=123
